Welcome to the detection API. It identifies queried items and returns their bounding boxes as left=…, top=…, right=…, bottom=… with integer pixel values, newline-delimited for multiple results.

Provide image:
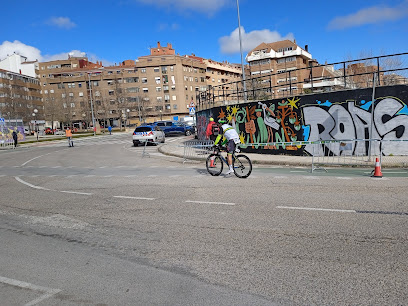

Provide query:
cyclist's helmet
left=218, top=118, right=227, bottom=124
left=209, top=117, right=214, bottom=122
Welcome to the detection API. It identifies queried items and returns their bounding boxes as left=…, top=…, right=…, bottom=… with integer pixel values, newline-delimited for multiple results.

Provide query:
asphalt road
left=1, top=133, right=407, bottom=305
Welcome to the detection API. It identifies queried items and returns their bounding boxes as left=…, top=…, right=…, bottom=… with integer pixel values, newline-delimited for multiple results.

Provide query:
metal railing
left=197, top=53, right=408, bottom=110
left=182, top=140, right=214, bottom=163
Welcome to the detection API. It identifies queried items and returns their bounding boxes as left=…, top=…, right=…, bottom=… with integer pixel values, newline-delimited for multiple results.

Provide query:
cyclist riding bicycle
left=214, top=119, right=241, bottom=175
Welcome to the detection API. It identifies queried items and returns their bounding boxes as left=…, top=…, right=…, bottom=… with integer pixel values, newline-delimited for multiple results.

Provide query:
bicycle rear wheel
left=206, top=154, right=223, bottom=176
left=233, top=154, right=252, bottom=178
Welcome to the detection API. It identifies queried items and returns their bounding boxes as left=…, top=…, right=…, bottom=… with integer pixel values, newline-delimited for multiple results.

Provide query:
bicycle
left=206, top=145, right=252, bottom=178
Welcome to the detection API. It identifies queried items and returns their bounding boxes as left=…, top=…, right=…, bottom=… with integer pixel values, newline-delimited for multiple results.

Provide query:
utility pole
left=236, top=0, right=247, bottom=103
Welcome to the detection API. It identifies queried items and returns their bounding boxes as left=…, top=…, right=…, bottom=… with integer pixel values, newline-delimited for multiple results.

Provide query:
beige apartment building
left=246, top=40, right=313, bottom=97
left=0, top=68, right=42, bottom=128
left=38, top=42, right=241, bottom=128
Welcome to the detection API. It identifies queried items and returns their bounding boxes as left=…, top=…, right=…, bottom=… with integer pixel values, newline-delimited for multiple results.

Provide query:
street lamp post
left=236, top=0, right=247, bottom=103
left=126, top=109, right=130, bottom=129
left=87, top=73, right=96, bottom=136
left=32, top=108, right=38, bottom=141
left=159, top=109, right=162, bottom=121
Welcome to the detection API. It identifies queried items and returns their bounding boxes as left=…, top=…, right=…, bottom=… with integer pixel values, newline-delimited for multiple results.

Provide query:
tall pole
left=368, top=73, right=377, bottom=161
left=88, top=73, right=96, bottom=136
left=236, top=0, right=247, bottom=103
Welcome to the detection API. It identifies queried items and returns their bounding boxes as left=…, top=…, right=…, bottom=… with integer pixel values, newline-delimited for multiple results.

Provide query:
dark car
left=153, top=121, right=195, bottom=136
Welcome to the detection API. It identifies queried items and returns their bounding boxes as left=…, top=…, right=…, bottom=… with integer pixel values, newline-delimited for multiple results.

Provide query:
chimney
left=168, top=43, right=172, bottom=49
left=157, top=41, right=161, bottom=48
left=305, top=45, right=309, bottom=52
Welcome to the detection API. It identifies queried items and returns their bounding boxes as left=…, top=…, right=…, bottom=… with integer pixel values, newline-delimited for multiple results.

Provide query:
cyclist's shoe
left=225, top=169, right=234, bottom=175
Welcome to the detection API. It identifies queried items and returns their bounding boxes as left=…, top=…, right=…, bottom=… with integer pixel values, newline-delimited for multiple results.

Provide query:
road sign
left=190, top=101, right=195, bottom=107
left=189, top=107, right=195, bottom=115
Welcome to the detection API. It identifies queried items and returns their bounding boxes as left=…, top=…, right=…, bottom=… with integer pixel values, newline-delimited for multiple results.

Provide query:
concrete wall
left=196, top=85, right=408, bottom=156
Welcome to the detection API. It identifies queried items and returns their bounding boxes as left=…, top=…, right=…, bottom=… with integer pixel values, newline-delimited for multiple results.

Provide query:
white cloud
left=46, top=17, right=77, bottom=29
left=0, top=40, right=42, bottom=61
left=328, top=1, right=408, bottom=30
left=0, top=40, right=113, bottom=66
left=219, top=27, right=295, bottom=54
left=136, top=0, right=231, bottom=15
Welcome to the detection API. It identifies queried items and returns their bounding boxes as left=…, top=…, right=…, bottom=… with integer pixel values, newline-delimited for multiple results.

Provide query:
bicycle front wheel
left=233, top=154, right=252, bottom=178
left=206, top=154, right=223, bottom=176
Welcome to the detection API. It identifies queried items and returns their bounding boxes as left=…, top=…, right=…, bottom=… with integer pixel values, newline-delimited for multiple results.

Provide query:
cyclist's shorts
left=226, top=139, right=236, bottom=154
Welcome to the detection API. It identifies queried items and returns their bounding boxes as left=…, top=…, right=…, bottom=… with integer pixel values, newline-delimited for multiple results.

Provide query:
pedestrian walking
left=65, top=127, right=74, bottom=147
left=108, top=126, right=112, bottom=135
left=12, top=129, right=18, bottom=148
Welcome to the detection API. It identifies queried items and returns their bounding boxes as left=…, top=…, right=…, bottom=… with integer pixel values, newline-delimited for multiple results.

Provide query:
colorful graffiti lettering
left=197, top=86, right=408, bottom=155
left=302, top=97, right=408, bottom=155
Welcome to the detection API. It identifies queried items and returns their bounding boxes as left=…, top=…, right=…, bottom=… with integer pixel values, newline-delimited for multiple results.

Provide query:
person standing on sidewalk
left=65, top=127, right=74, bottom=147
left=108, top=125, right=112, bottom=135
left=12, top=129, right=18, bottom=148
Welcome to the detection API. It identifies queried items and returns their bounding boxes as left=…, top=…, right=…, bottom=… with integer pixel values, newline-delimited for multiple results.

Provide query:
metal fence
left=197, top=52, right=408, bottom=110
left=179, top=139, right=408, bottom=169
left=182, top=140, right=214, bottom=163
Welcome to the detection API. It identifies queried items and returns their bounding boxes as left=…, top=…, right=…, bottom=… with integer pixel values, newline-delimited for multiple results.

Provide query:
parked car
left=54, top=130, right=65, bottom=136
left=153, top=121, right=195, bottom=136
left=132, top=125, right=165, bottom=146
left=24, top=128, right=35, bottom=136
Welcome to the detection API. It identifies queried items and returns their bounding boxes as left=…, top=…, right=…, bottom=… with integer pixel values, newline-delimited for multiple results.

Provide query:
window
left=109, top=90, right=114, bottom=95
left=78, top=83, right=82, bottom=88
left=171, top=85, right=176, bottom=90
left=127, top=87, right=140, bottom=93
left=96, top=100, right=101, bottom=105
left=125, top=77, right=139, bottom=83
left=156, top=87, right=162, bottom=92
left=172, top=95, right=176, bottom=101
left=95, top=91, right=100, bottom=96
left=143, top=88, right=148, bottom=93
left=155, top=77, right=161, bottom=84
left=154, top=67, right=160, bottom=73
left=164, top=94, right=170, bottom=102
left=107, top=80, right=114, bottom=85
left=69, top=92, right=74, bottom=97
left=93, top=81, right=99, bottom=86
left=110, top=100, right=115, bottom=105
left=44, top=90, right=48, bottom=94
left=62, top=93, right=66, bottom=98
left=173, top=104, right=178, bottom=109
left=157, top=96, right=162, bottom=102
left=142, top=78, right=148, bottom=83
left=141, top=68, right=146, bottom=73
left=58, top=83, right=65, bottom=89
left=50, top=89, right=54, bottom=93
left=70, top=103, right=75, bottom=108
left=163, top=85, right=169, bottom=92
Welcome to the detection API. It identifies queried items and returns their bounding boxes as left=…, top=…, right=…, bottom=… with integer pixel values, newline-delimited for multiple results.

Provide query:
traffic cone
left=372, top=157, right=383, bottom=178
left=209, top=157, right=215, bottom=168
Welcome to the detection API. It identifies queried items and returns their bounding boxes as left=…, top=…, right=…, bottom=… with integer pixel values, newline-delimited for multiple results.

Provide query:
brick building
left=39, top=42, right=243, bottom=128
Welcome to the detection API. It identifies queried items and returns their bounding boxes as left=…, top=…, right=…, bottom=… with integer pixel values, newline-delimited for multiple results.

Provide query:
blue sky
left=1, top=0, right=407, bottom=66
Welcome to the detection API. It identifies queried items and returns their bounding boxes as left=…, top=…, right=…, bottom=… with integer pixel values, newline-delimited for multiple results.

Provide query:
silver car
left=132, top=125, right=165, bottom=146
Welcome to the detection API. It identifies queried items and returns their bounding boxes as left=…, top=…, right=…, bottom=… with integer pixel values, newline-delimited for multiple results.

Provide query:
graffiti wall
left=197, top=85, right=408, bottom=155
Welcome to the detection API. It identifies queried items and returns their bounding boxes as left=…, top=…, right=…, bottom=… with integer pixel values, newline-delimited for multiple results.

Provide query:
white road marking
left=185, top=200, right=236, bottom=206
left=277, top=206, right=356, bottom=213
left=22, top=155, right=48, bottom=166
left=0, top=276, right=61, bottom=306
left=364, top=171, right=407, bottom=174
left=290, top=170, right=307, bottom=173
left=336, top=177, right=352, bottom=180
left=113, top=196, right=155, bottom=200
left=60, top=190, right=93, bottom=195
left=304, top=176, right=320, bottom=179
left=52, top=166, right=62, bottom=168
left=15, top=177, right=50, bottom=191
left=169, top=175, right=181, bottom=177
left=103, top=175, right=113, bottom=178
left=273, top=176, right=288, bottom=179
left=147, top=175, right=158, bottom=177
left=84, top=175, right=95, bottom=177
left=125, top=175, right=138, bottom=178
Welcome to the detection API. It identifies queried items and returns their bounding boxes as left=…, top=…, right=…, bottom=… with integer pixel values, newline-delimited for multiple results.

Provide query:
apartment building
left=0, top=68, right=42, bottom=127
left=246, top=40, right=313, bottom=97
left=39, top=42, right=242, bottom=127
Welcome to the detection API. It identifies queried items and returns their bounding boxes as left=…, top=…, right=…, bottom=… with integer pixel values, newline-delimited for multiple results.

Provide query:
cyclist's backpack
left=212, top=123, right=220, bottom=136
